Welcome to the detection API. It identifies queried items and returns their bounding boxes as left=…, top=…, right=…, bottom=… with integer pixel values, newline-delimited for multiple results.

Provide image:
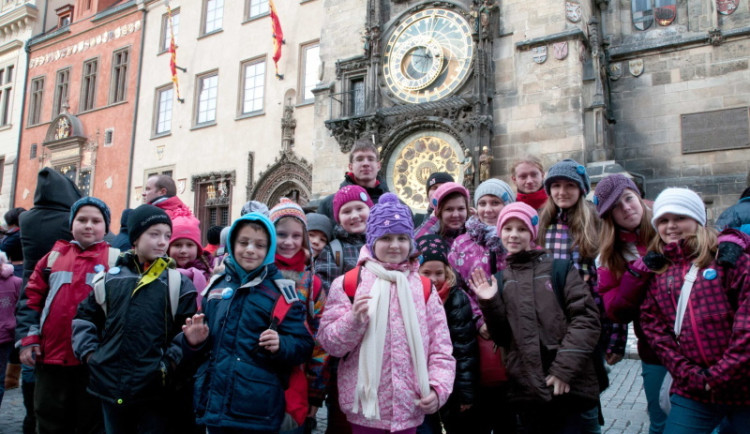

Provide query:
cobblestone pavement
left=0, top=327, right=649, bottom=433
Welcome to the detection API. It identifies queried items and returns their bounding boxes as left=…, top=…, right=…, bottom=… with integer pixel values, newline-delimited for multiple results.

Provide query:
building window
left=195, top=72, right=218, bottom=126
left=160, top=8, right=179, bottom=53
left=193, top=173, right=234, bottom=243
left=246, top=0, right=269, bottom=19
left=300, top=42, right=320, bottom=104
left=56, top=4, right=73, bottom=28
left=52, top=68, right=70, bottom=117
left=154, top=85, right=174, bottom=135
left=110, top=48, right=129, bottom=104
left=104, top=128, right=114, bottom=146
left=80, top=58, right=98, bottom=112
left=349, top=77, right=365, bottom=116
left=28, top=76, right=44, bottom=125
left=240, top=58, right=265, bottom=116
left=0, top=65, right=13, bottom=127
left=202, top=0, right=224, bottom=35
left=30, top=144, right=37, bottom=159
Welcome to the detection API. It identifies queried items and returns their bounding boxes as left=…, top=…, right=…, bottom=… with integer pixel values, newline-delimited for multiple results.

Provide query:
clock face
left=383, top=8, right=474, bottom=104
left=385, top=131, right=464, bottom=209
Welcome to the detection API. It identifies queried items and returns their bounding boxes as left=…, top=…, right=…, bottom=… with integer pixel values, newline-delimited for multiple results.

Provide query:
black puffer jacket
left=72, top=253, right=197, bottom=405
left=317, top=173, right=390, bottom=222
left=442, top=285, right=478, bottom=408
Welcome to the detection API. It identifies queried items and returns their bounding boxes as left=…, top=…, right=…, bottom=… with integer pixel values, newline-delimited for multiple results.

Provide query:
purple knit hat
left=366, top=193, right=414, bottom=255
left=497, top=202, right=540, bottom=241
left=332, top=185, right=374, bottom=223
left=593, top=174, right=640, bottom=217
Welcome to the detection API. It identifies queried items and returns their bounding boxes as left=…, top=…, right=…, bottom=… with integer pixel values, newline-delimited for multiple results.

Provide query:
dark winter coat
left=640, top=241, right=750, bottom=406
left=479, top=250, right=601, bottom=405
left=188, top=213, right=314, bottom=432
left=715, top=196, right=750, bottom=234
left=316, top=173, right=390, bottom=222
left=19, top=168, right=82, bottom=283
left=443, top=285, right=478, bottom=407
left=314, top=225, right=365, bottom=291
left=0, top=228, right=23, bottom=262
left=71, top=253, right=197, bottom=405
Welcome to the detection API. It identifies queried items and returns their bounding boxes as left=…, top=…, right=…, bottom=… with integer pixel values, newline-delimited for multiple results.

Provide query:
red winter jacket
left=640, top=241, right=750, bottom=405
left=15, top=240, right=114, bottom=366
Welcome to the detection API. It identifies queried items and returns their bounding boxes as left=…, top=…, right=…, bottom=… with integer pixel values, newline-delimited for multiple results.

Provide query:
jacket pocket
left=227, top=360, right=284, bottom=422
left=193, top=362, right=211, bottom=416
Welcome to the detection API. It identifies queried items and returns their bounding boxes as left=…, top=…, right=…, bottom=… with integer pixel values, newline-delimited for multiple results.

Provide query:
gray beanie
left=306, top=213, right=333, bottom=241
left=241, top=200, right=269, bottom=217
left=651, top=188, right=706, bottom=228
left=544, top=158, right=591, bottom=195
left=474, top=179, right=516, bottom=207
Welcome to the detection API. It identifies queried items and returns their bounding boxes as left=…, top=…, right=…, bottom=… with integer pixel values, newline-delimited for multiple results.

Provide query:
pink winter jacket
left=318, top=248, right=456, bottom=431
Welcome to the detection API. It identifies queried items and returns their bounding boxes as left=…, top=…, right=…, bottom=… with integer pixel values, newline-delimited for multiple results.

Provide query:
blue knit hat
left=474, top=178, right=516, bottom=207
left=544, top=158, right=591, bottom=195
left=70, top=197, right=111, bottom=234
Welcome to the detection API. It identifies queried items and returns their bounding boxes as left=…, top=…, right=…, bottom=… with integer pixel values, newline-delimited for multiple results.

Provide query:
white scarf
left=353, top=261, right=431, bottom=420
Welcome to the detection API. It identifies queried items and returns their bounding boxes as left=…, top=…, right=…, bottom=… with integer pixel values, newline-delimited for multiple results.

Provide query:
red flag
left=269, top=0, right=284, bottom=78
left=167, top=4, right=184, bottom=102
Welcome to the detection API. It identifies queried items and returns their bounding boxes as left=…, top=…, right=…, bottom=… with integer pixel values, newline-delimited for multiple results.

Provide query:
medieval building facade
left=129, top=0, right=323, bottom=240
left=312, top=0, right=750, bottom=220
left=14, top=0, right=143, bottom=223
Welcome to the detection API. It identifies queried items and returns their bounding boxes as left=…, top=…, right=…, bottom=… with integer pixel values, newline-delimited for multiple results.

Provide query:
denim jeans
left=665, top=394, right=750, bottom=434
left=642, top=361, right=668, bottom=434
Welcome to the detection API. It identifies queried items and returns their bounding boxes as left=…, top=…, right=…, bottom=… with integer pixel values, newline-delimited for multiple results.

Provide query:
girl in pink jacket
left=318, top=193, right=455, bottom=434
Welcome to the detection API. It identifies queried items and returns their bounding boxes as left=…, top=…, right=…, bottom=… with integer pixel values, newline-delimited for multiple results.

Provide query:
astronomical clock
left=325, top=1, right=497, bottom=208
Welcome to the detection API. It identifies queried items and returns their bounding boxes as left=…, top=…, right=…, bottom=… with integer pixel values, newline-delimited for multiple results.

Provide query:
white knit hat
left=651, top=188, right=706, bottom=228
left=474, top=178, right=516, bottom=207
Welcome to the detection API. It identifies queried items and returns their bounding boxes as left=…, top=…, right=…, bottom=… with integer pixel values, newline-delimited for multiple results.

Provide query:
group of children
left=7, top=145, right=750, bottom=434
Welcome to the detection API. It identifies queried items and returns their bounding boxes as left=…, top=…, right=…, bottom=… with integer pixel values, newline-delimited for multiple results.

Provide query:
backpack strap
left=270, top=279, right=300, bottom=330
left=46, top=251, right=61, bottom=269
left=551, top=259, right=572, bottom=319
left=343, top=267, right=362, bottom=301
left=107, top=248, right=120, bottom=268
left=330, top=239, right=344, bottom=276
left=93, top=271, right=108, bottom=315
left=167, top=268, right=181, bottom=318
left=344, top=266, right=432, bottom=302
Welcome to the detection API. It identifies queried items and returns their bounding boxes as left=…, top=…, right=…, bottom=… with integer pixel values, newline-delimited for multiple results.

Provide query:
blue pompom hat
left=543, top=158, right=591, bottom=195
left=70, top=196, right=111, bottom=234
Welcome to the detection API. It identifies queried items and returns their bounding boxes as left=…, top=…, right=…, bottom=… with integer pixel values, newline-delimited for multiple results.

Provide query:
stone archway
left=250, top=150, right=312, bottom=206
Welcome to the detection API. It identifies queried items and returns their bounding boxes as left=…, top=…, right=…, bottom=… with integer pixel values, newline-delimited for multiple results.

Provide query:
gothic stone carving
left=251, top=151, right=313, bottom=206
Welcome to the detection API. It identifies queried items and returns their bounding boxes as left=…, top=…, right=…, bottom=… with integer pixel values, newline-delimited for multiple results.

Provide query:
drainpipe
left=126, top=0, right=148, bottom=207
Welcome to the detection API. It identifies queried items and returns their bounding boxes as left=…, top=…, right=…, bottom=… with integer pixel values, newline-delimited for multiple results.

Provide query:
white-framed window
left=195, top=72, right=218, bottom=125
left=300, top=42, right=320, bottom=104
left=0, top=64, right=13, bottom=126
left=246, top=0, right=269, bottom=19
left=240, top=58, right=265, bottom=115
left=154, top=85, right=174, bottom=135
left=110, top=48, right=129, bottom=104
left=202, top=0, right=224, bottom=35
left=160, top=8, right=179, bottom=53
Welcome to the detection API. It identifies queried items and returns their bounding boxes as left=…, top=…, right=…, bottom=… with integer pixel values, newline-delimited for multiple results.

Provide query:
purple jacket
left=0, top=263, right=22, bottom=344
left=317, top=248, right=455, bottom=431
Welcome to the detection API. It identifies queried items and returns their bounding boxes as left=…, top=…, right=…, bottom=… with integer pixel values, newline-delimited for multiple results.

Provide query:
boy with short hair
left=72, top=204, right=197, bottom=433
left=306, top=213, right=333, bottom=260
left=15, top=196, right=116, bottom=433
